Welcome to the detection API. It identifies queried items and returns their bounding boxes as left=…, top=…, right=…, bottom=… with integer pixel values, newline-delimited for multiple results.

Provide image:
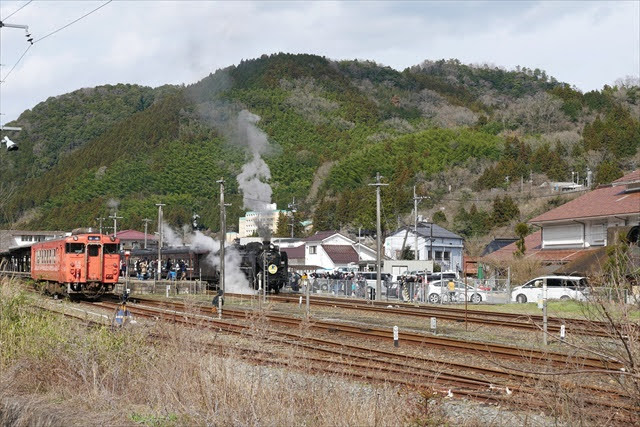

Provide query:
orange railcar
left=31, top=233, right=120, bottom=298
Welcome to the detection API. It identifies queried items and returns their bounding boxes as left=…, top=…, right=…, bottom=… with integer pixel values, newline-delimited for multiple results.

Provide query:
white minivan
left=511, top=275, right=589, bottom=303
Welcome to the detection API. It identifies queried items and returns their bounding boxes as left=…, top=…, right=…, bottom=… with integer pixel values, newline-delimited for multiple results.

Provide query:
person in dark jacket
left=212, top=290, right=224, bottom=313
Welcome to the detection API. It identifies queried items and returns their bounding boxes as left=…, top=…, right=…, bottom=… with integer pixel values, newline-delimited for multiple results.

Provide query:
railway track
left=235, top=292, right=635, bottom=338
left=87, top=297, right=636, bottom=423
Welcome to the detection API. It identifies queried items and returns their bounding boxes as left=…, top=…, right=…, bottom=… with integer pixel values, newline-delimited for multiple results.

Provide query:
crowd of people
left=119, top=258, right=189, bottom=281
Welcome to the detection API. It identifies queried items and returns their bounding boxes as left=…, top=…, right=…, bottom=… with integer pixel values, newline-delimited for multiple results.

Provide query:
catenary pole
left=369, top=172, right=388, bottom=301
left=217, top=178, right=225, bottom=318
left=156, top=203, right=165, bottom=279
left=142, top=218, right=152, bottom=249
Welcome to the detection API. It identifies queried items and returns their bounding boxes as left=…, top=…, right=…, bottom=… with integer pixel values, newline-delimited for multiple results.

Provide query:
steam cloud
left=194, top=100, right=276, bottom=239
left=162, top=223, right=254, bottom=294
left=234, top=110, right=273, bottom=212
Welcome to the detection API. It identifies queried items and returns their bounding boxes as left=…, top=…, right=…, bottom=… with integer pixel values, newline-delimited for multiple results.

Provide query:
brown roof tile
left=281, top=245, right=305, bottom=260
left=530, top=170, right=640, bottom=223
left=322, top=244, right=359, bottom=264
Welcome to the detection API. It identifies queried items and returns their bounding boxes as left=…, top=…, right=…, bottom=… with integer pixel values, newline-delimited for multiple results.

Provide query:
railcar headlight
left=73, top=236, right=78, bottom=241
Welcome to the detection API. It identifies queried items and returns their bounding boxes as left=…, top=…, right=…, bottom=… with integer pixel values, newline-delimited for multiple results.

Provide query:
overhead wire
left=33, top=0, right=112, bottom=44
left=1, top=44, right=31, bottom=83
left=0, top=0, right=112, bottom=126
left=0, top=0, right=113, bottom=84
left=1, top=0, right=33, bottom=21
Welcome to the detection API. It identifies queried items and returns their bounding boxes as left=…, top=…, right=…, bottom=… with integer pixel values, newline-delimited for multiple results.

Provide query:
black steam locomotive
left=238, top=241, right=288, bottom=294
left=126, top=240, right=288, bottom=293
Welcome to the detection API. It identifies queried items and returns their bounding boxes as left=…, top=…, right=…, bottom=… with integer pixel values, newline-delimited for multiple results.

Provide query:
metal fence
left=114, top=279, right=209, bottom=296
left=297, top=277, right=518, bottom=305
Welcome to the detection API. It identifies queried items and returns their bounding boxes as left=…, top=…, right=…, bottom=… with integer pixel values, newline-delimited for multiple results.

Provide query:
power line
left=34, top=0, right=113, bottom=44
left=1, top=44, right=31, bottom=83
left=2, top=0, right=33, bottom=21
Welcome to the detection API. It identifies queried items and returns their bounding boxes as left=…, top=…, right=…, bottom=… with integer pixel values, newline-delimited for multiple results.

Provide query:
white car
left=426, top=279, right=487, bottom=304
left=511, top=276, right=589, bottom=303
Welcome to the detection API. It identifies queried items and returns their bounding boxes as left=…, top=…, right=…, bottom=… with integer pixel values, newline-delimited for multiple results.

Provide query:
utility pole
left=216, top=178, right=226, bottom=318
left=156, top=203, right=165, bottom=279
left=109, top=211, right=123, bottom=238
left=288, top=197, right=297, bottom=238
left=0, top=21, right=31, bottom=132
left=96, top=217, right=105, bottom=235
left=369, top=172, right=388, bottom=301
left=142, top=218, right=152, bottom=249
left=413, top=186, right=428, bottom=261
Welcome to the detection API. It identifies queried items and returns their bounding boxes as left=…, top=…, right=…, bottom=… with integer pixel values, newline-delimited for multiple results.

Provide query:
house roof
left=530, top=169, right=640, bottom=224
left=280, top=245, right=305, bottom=260
left=484, top=230, right=600, bottom=264
left=612, top=169, right=640, bottom=185
left=116, top=229, right=157, bottom=241
left=482, top=238, right=518, bottom=256
left=322, top=244, right=359, bottom=264
left=392, top=222, right=462, bottom=240
left=303, top=230, right=344, bottom=242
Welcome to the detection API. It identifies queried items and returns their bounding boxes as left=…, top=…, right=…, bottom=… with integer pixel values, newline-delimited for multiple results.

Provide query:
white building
left=384, top=222, right=464, bottom=274
left=280, top=231, right=378, bottom=271
left=238, top=203, right=290, bottom=238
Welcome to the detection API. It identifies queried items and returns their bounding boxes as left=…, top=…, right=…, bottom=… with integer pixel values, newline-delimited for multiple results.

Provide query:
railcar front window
left=88, top=245, right=100, bottom=256
left=66, top=243, right=85, bottom=254
left=103, top=244, right=118, bottom=254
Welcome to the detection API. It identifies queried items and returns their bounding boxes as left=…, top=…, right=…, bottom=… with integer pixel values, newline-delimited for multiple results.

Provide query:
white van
left=511, top=275, right=589, bottom=303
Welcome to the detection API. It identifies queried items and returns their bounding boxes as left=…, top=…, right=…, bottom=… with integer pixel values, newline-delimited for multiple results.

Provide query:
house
left=116, top=229, right=158, bottom=251
left=0, top=229, right=66, bottom=253
left=486, top=169, right=640, bottom=270
left=280, top=230, right=378, bottom=271
left=384, top=222, right=464, bottom=274
left=531, top=170, right=639, bottom=250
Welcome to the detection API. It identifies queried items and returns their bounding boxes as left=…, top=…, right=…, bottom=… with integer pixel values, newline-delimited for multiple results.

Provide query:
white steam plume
left=235, top=110, right=273, bottom=212
left=191, top=231, right=254, bottom=294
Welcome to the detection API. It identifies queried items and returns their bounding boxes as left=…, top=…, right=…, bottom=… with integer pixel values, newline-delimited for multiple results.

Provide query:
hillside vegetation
left=0, top=53, right=638, bottom=242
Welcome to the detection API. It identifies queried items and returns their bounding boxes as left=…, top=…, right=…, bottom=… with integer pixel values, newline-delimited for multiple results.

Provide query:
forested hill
left=0, top=53, right=638, bottom=244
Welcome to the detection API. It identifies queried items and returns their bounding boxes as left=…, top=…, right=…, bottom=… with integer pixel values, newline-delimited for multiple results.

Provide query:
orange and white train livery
left=31, top=232, right=120, bottom=298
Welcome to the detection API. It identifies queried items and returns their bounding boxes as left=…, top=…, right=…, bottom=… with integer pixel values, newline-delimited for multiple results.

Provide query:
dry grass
left=0, top=278, right=421, bottom=426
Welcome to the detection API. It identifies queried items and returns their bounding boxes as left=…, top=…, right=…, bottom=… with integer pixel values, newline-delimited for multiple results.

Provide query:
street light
left=2, top=136, right=18, bottom=151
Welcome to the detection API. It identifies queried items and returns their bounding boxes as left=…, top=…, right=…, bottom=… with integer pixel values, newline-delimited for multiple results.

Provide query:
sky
left=0, top=0, right=639, bottom=126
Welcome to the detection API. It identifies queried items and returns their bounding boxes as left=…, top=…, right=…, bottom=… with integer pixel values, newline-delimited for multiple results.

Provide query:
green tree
left=514, top=222, right=529, bottom=258
left=432, top=210, right=447, bottom=225
left=274, top=212, right=290, bottom=237
left=594, top=161, right=623, bottom=186
left=492, top=196, right=520, bottom=226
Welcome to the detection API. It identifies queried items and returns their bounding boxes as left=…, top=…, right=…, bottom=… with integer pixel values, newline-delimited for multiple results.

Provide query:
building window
left=309, top=245, right=317, bottom=254
left=435, top=251, right=443, bottom=260
left=21, top=235, right=33, bottom=242
left=443, top=251, right=450, bottom=261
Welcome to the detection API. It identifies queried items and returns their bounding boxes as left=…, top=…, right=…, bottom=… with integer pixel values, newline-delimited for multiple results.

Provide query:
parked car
left=425, top=271, right=458, bottom=282
left=511, top=275, right=589, bottom=303
left=361, top=272, right=392, bottom=296
left=426, top=279, right=487, bottom=304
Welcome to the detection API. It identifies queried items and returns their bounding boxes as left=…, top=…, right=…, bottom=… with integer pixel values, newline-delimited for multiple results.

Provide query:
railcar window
left=66, top=243, right=85, bottom=254
left=103, top=244, right=118, bottom=254
left=88, top=245, right=100, bottom=256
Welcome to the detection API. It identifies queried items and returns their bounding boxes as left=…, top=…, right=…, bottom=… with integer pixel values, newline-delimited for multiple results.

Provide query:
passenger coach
left=31, top=233, right=120, bottom=298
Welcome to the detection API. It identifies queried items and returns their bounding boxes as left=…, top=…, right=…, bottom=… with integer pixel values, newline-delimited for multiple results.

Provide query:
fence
left=114, top=279, right=208, bottom=296
left=298, top=277, right=514, bottom=305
